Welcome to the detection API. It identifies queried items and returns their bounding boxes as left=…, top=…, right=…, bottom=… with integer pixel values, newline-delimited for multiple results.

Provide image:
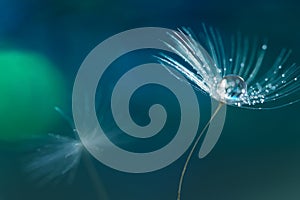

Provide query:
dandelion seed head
left=157, top=25, right=300, bottom=109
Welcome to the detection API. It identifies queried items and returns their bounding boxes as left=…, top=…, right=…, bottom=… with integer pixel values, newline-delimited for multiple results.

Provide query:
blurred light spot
left=0, top=50, right=66, bottom=141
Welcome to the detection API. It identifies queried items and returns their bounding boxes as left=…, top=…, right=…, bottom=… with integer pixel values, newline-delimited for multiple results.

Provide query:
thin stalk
left=177, top=103, right=224, bottom=200
left=82, top=150, right=110, bottom=200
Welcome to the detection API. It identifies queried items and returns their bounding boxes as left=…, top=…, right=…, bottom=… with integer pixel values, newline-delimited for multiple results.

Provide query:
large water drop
left=217, top=75, right=247, bottom=105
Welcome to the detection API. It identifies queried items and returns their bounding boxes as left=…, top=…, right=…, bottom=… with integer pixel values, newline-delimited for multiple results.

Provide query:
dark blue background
left=1, top=0, right=300, bottom=199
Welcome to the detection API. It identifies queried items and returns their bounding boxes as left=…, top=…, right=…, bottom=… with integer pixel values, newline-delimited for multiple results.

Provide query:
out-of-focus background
left=0, top=0, right=300, bottom=199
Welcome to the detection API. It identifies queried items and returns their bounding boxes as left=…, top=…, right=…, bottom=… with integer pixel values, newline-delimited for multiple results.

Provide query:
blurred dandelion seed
left=157, top=24, right=300, bottom=200
left=24, top=107, right=109, bottom=200
left=25, top=133, right=83, bottom=185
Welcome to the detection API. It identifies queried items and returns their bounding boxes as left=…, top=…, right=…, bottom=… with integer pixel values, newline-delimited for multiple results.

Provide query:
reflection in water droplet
left=217, top=75, right=247, bottom=105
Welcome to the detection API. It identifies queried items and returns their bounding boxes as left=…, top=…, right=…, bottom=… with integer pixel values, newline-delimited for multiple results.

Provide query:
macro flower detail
left=156, top=25, right=300, bottom=200
left=157, top=25, right=300, bottom=109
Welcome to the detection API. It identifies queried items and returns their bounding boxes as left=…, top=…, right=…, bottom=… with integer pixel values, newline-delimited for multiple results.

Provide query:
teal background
left=0, top=0, right=300, bottom=200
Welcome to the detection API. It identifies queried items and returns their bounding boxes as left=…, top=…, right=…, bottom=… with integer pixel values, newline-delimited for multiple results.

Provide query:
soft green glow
left=0, top=50, right=66, bottom=141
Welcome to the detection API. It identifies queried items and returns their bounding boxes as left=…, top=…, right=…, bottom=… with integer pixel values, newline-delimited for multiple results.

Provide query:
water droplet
left=261, top=44, right=268, bottom=50
left=240, top=63, right=245, bottom=67
left=217, top=75, right=247, bottom=105
left=275, top=93, right=279, bottom=97
left=295, top=77, right=298, bottom=81
left=265, top=78, right=268, bottom=81
left=281, top=74, right=285, bottom=78
left=271, top=86, right=276, bottom=90
left=278, top=65, right=282, bottom=69
left=256, top=82, right=262, bottom=92
left=229, top=58, right=233, bottom=62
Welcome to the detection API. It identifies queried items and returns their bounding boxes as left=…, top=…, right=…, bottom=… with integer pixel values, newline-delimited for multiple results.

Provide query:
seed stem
left=177, top=102, right=224, bottom=200
left=83, top=150, right=110, bottom=200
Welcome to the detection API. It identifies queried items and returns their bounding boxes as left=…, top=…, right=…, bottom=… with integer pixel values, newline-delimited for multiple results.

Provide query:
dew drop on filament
left=261, top=44, right=268, bottom=50
left=217, top=75, right=247, bottom=105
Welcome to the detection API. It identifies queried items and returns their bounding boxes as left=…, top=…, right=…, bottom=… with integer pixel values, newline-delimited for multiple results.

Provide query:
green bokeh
left=0, top=50, right=66, bottom=141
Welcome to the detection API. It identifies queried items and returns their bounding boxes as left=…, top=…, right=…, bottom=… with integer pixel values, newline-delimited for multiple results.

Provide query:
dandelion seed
left=156, top=24, right=300, bottom=200
left=157, top=25, right=300, bottom=110
left=24, top=107, right=109, bottom=200
left=24, top=133, right=83, bottom=185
